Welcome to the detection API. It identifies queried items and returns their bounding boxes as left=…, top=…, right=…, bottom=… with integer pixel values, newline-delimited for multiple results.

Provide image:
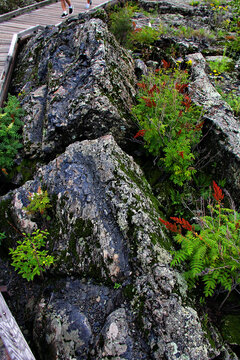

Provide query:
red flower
left=175, top=83, right=189, bottom=93
left=148, top=84, right=160, bottom=96
left=177, top=129, right=182, bottom=135
left=133, top=28, right=142, bottom=33
left=159, top=218, right=179, bottom=233
left=182, top=95, right=191, bottom=110
left=137, top=82, right=147, bottom=90
left=161, top=59, right=170, bottom=69
left=1, top=168, right=8, bottom=175
left=141, top=97, right=156, bottom=108
left=170, top=217, right=193, bottom=231
left=133, top=129, right=147, bottom=139
left=213, top=181, right=224, bottom=202
left=178, top=151, right=184, bottom=159
left=194, top=121, right=204, bottom=131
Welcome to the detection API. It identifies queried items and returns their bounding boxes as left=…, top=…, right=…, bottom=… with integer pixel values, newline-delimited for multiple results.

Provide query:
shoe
left=61, top=11, right=68, bottom=18
left=69, top=6, right=73, bottom=14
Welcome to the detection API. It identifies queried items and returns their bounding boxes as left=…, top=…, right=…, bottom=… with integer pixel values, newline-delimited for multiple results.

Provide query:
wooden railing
left=0, top=25, right=43, bottom=107
left=0, top=0, right=58, bottom=23
left=0, top=292, right=36, bottom=360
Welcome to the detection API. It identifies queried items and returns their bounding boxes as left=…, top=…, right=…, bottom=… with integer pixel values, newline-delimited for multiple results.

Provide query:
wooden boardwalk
left=0, top=0, right=111, bottom=106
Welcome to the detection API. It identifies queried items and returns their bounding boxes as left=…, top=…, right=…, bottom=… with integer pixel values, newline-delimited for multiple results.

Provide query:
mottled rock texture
left=1, top=136, right=215, bottom=359
left=189, top=53, right=240, bottom=201
left=2, top=2, right=240, bottom=359
left=11, top=12, right=137, bottom=158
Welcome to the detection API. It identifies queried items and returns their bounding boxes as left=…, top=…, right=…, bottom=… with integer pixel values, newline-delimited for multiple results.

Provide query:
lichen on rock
left=1, top=135, right=216, bottom=359
left=11, top=15, right=137, bottom=159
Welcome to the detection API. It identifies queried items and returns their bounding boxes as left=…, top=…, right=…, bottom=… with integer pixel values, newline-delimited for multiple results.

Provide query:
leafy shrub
left=224, top=0, right=240, bottom=56
left=0, top=95, right=23, bottom=174
left=130, top=25, right=161, bottom=47
left=160, top=181, right=240, bottom=299
left=109, top=5, right=135, bottom=46
left=132, top=62, right=204, bottom=185
left=24, top=186, right=52, bottom=221
left=0, top=232, right=6, bottom=246
left=217, top=89, right=240, bottom=116
left=208, top=51, right=234, bottom=73
left=0, top=0, right=41, bottom=15
left=9, top=229, right=54, bottom=281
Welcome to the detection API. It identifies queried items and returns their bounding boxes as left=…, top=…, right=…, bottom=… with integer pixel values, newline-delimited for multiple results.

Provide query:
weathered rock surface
left=11, top=13, right=137, bottom=158
left=0, top=135, right=216, bottom=359
left=2, top=1, right=240, bottom=359
left=188, top=53, right=240, bottom=201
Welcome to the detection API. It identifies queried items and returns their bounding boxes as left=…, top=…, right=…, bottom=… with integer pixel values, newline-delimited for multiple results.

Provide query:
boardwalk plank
left=0, top=293, right=36, bottom=360
left=0, top=0, right=109, bottom=104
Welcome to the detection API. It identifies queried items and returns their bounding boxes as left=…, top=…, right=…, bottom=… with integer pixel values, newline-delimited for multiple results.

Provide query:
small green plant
left=0, top=232, right=6, bottom=246
left=114, top=282, right=122, bottom=289
left=170, top=26, right=214, bottom=40
left=0, top=95, right=24, bottom=174
left=132, top=62, right=204, bottom=185
left=208, top=51, right=233, bottom=74
left=130, top=25, right=161, bottom=47
left=216, top=88, right=240, bottom=116
left=204, top=0, right=228, bottom=6
left=224, top=92, right=240, bottom=116
left=109, top=5, right=135, bottom=46
left=24, top=186, right=52, bottom=221
left=9, top=229, right=54, bottom=281
left=159, top=181, right=240, bottom=305
left=190, top=0, right=200, bottom=6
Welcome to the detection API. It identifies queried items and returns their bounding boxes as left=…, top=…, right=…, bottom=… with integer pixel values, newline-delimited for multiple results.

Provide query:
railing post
left=0, top=293, right=36, bottom=360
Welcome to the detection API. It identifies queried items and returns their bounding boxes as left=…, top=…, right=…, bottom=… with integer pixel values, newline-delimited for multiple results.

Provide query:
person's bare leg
left=61, top=0, right=67, bottom=12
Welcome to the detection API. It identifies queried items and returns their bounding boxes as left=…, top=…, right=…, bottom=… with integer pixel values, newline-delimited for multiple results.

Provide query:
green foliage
left=203, top=0, right=228, bottom=6
left=0, top=95, right=23, bottom=172
left=132, top=64, right=204, bottom=185
left=24, top=186, right=52, bottom=220
left=208, top=51, right=234, bottom=74
left=0, top=232, right=6, bottom=246
left=114, top=282, right=122, bottom=289
left=109, top=5, right=135, bottom=46
left=9, top=229, right=54, bottom=281
left=190, top=0, right=200, bottom=6
left=223, top=92, right=240, bottom=116
left=166, top=183, right=240, bottom=298
left=0, top=0, right=41, bottom=15
left=223, top=0, right=240, bottom=56
left=130, top=25, right=161, bottom=47
left=170, top=25, right=214, bottom=40
left=216, top=86, right=240, bottom=116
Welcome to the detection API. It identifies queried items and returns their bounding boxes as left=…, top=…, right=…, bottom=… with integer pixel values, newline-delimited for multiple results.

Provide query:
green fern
left=161, top=182, right=240, bottom=298
left=0, top=95, right=24, bottom=172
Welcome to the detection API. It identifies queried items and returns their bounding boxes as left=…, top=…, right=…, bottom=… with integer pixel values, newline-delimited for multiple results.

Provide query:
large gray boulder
left=188, top=53, right=240, bottom=201
left=1, top=135, right=216, bottom=359
left=11, top=13, right=137, bottom=158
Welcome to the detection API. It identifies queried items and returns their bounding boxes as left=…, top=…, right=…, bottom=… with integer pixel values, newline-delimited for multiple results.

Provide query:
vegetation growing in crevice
left=132, top=61, right=204, bottom=186
left=0, top=95, right=24, bottom=174
left=160, top=181, right=240, bottom=306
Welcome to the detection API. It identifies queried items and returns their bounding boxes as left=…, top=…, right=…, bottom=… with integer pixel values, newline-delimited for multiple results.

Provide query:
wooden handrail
left=0, top=293, right=36, bottom=360
left=0, top=25, right=43, bottom=107
left=0, top=0, right=58, bottom=23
